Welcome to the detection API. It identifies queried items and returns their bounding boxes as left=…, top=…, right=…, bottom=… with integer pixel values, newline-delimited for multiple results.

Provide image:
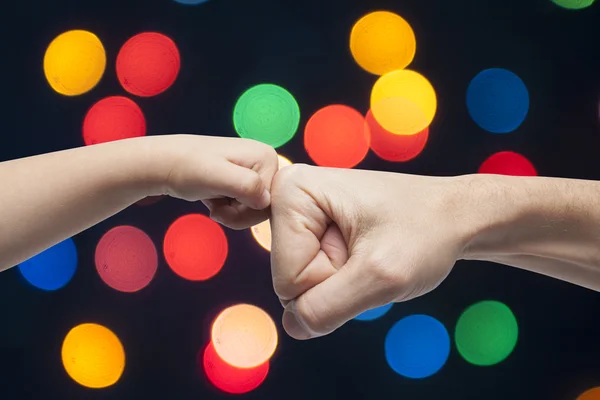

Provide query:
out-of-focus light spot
left=385, top=314, right=450, bottom=379
left=201, top=341, right=269, bottom=394
left=233, top=84, right=300, bottom=148
left=212, top=304, right=278, bottom=369
left=552, top=0, right=595, bottom=9
left=455, top=300, right=518, bottom=366
left=18, top=238, right=77, bottom=291
left=82, top=96, right=146, bottom=145
left=478, top=151, right=537, bottom=176
left=371, top=69, right=437, bottom=135
left=354, top=303, right=393, bottom=321
left=136, top=195, right=164, bottom=206
left=95, top=226, right=158, bottom=293
left=578, top=388, right=600, bottom=400
left=44, top=30, right=106, bottom=96
left=116, top=32, right=180, bottom=97
left=304, top=105, right=371, bottom=168
left=366, top=109, right=428, bottom=162
left=350, top=11, right=416, bottom=76
left=164, top=214, right=228, bottom=281
left=467, top=68, right=529, bottom=134
left=175, top=0, right=209, bottom=4
left=251, top=155, right=292, bottom=252
left=61, top=323, right=125, bottom=388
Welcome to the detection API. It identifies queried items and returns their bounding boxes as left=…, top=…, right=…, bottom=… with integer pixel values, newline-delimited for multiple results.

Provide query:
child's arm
left=0, top=134, right=278, bottom=272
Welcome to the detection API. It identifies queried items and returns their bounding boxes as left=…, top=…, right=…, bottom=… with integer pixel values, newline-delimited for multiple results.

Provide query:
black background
left=1, top=0, right=599, bottom=398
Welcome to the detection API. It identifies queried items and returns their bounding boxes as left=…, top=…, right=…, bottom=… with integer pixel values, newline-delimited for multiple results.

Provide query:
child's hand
left=153, top=135, right=279, bottom=230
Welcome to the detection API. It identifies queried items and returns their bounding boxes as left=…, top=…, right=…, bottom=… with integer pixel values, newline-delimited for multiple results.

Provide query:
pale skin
left=2, top=136, right=600, bottom=342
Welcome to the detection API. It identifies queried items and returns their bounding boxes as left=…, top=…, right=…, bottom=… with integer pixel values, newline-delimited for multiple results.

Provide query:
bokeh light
left=211, top=304, right=278, bottom=369
left=552, top=0, right=595, bottom=9
left=370, top=69, right=437, bottom=135
left=61, top=323, right=125, bottom=389
left=385, top=314, right=450, bottom=379
left=350, top=11, right=416, bottom=75
left=478, top=151, right=537, bottom=176
left=366, top=109, right=428, bottom=162
left=467, top=68, right=529, bottom=134
left=18, top=238, right=77, bottom=291
left=44, top=30, right=106, bottom=96
left=175, top=0, right=209, bottom=4
left=95, top=226, right=158, bottom=293
left=578, top=388, right=600, bottom=400
left=233, top=84, right=300, bottom=148
left=82, top=96, right=146, bottom=145
left=304, top=105, right=371, bottom=168
left=116, top=32, right=180, bottom=97
left=164, top=214, right=228, bottom=281
left=201, top=341, right=269, bottom=394
left=354, top=303, right=393, bottom=321
left=455, top=300, right=518, bottom=366
left=251, top=155, right=292, bottom=252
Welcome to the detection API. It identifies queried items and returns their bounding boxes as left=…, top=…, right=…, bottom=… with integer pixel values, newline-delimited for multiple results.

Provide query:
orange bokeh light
left=304, top=105, right=371, bottom=168
left=211, top=304, right=278, bottom=369
left=366, top=109, right=428, bottom=162
left=578, top=388, right=600, bottom=400
left=163, top=214, right=228, bottom=281
left=201, top=341, right=269, bottom=394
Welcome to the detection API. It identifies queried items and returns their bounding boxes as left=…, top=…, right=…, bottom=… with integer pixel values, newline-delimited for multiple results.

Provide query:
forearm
left=458, top=174, right=600, bottom=290
left=0, top=137, right=163, bottom=272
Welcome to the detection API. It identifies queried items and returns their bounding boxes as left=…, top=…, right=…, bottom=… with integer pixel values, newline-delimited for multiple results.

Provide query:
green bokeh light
left=233, top=84, right=300, bottom=148
left=551, top=0, right=595, bottom=9
left=454, top=300, right=518, bottom=366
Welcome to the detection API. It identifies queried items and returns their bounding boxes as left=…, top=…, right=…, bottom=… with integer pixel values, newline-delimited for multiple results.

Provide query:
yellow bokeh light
left=61, top=323, right=125, bottom=389
left=370, top=69, right=437, bottom=135
left=251, top=155, right=292, bottom=252
left=211, top=304, right=278, bottom=369
left=350, top=11, right=416, bottom=76
left=44, top=30, right=106, bottom=96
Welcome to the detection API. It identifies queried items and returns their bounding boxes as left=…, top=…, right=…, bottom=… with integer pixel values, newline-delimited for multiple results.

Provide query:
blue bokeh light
left=174, top=0, right=209, bottom=4
left=384, top=314, right=450, bottom=379
left=354, top=303, right=393, bottom=321
left=466, top=68, right=529, bottom=134
left=18, top=238, right=78, bottom=291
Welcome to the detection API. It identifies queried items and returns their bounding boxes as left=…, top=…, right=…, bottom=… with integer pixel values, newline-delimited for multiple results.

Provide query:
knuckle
left=238, top=172, right=263, bottom=196
left=272, top=163, right=310, bottom=198
left=367, top=254, right=408, bottom=292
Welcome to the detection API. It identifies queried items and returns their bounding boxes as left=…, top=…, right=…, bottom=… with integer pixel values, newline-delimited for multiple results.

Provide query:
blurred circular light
left=350, top=11, right=416, bottom=75
left=478, top=151, right=537, bottom=176
left=371, top=69, right=437, bottom=135
left=467, top=68, right=529, bottom=134
left=18, top=238, right=77, bottom=291
left=455, top=300, right=518, bottom=366
left=251, top=155, right=292, bottom=252
left=366, top=109, right=428, bottom=162
left=44, top=30, right=106, bottom=96
left=233, top=84, right=300, bottom=148
left=211, top=304, right=278, bottom=369
left=385, top=314, right=450, bottom=379
left=83, top=96, right=146, bottom=145
left=95, top=226, right=158, bottom=293
left=578, top=388, right=600, bottom=400
left=354, top=303, right=393, bottom=321
left=164, top=214, right=228, bottom=281
left=304, top=104, right=371, bottom=168
left=552, top=0, right=595, bottom=9
left=61, top=323, right=125, bottom=388
left=201, top=341, right=269, bottom=394
left=116, top=32, right=180, bottom=97
left=175, top=0, right=209, bottom=3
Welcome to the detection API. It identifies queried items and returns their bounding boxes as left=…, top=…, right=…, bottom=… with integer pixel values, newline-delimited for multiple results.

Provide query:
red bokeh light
left=163, top=214, right=228, bottom=281
left=82, top=96, right=146, bottom=145
left=200, top=342, right=269, bottom=395
left=116, top=32, right=180, bottom=97
left=366, top=109, right=428, bottom=162
left=304, top=105, right=371, bottom=168
left=478, top=151, right=537, bottom=176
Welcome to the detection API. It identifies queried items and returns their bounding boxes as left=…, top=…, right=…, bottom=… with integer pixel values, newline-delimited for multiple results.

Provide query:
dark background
left=1, top=0, right=599, bottom=398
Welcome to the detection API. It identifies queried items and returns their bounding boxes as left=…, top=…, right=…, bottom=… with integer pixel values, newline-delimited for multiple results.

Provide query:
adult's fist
left=270, top=164, right=472, bottom=340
